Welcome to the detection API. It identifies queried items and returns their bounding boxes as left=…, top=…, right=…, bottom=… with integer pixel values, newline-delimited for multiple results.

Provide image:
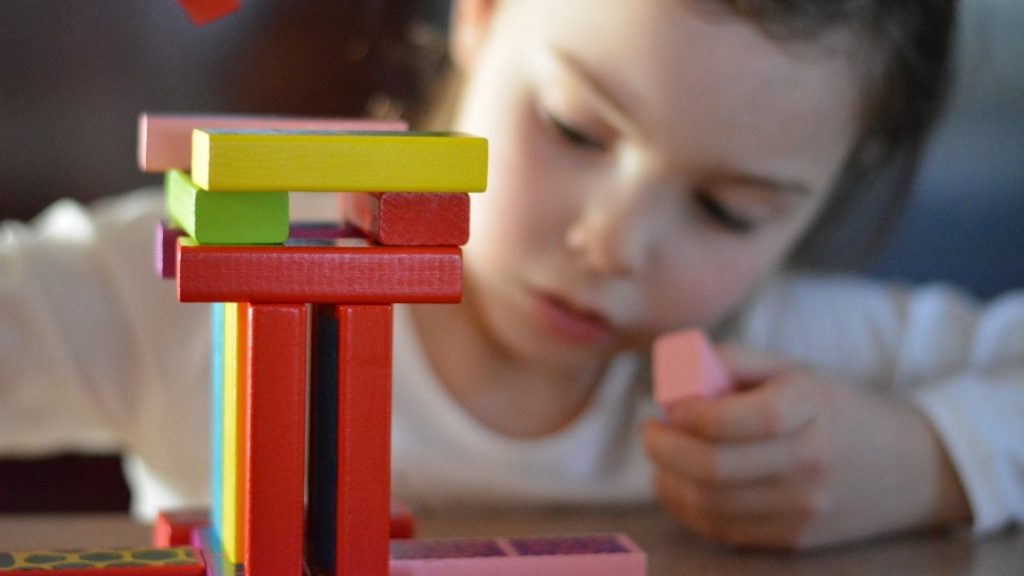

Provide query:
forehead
left=512, top=0, right=865, bottom=187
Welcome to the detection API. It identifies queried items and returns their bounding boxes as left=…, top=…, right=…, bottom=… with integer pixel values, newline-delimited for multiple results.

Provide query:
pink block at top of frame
left=137, top=113, right=407, bottom=173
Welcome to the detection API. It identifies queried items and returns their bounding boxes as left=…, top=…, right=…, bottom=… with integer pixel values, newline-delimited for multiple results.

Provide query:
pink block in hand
left=137, top=114, right=407, bottom=173
left=653, top=329, right=731, bottom=409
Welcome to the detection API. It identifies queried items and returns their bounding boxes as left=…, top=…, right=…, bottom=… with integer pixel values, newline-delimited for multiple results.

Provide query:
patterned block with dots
left=0, top=546, right=203, bottom=575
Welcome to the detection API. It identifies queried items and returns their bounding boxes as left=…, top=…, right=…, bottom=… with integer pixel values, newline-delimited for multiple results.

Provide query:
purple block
left=156, top=220, right=184, bottom=280
left=388, top=533, right=645, bottom=576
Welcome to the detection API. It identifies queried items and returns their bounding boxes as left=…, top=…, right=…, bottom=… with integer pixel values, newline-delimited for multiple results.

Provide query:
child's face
left=450, top=0, right=863, bottom=369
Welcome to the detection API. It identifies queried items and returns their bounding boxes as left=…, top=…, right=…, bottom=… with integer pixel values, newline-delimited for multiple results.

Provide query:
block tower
left=147, top=113, right=485, bottom=576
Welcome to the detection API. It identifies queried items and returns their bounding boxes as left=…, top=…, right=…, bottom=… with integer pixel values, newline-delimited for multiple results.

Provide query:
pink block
left=653, top=329, right=731, bottom=409
left=389, top=534, right=645, bottom=576
left=137, top=114, right=407, bottom=173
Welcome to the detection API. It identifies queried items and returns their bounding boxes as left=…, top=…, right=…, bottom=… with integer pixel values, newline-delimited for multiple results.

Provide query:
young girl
left=1, top=0, right=1021, bottom=551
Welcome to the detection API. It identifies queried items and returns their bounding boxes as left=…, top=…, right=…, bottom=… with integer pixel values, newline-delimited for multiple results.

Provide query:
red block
left=334, top=305, right=393, bottom=576
left=153, top=508, right=209, bottom=548
left=176, top=0, right=240, bottom=26
left=390, top=499, right=416, bottom=539
left=244, top=304, right=307, bottom=576
left=340, top=193, right=470, bottom=246
left=176, top=242, right=462, bottom=304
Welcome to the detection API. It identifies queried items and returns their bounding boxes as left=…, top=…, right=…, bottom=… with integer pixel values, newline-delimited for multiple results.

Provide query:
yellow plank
left=191, top=129, right=488, bottom=192
left=221, top=302, right=246, bottom=563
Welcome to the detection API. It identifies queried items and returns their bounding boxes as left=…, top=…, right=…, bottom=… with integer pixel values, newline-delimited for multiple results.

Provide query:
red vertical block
left=336, top=304, right=393, bottom=576
left=244, top=304, right=307, bottom=576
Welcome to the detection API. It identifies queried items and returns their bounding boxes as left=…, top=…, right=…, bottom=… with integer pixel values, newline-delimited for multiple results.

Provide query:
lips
left=534, top=291, right=614, bottom=344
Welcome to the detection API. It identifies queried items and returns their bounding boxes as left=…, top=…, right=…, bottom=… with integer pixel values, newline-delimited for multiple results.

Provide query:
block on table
left=0, top=546, right=204, bottom=575
left=243, top=304, right=307, bottom=576
left=308, top=305, right=393, bottom=576
left=153, top=508, right=210, bottom=548
left=388, top=533, right=645, bottom=576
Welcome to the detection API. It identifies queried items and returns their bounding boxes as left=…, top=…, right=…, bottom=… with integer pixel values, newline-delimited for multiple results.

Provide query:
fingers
left=643, top=418, right=817, bottom=484
left=654, top=471, right=811, bottom=549
left=665, top=370, right=816, bottom=442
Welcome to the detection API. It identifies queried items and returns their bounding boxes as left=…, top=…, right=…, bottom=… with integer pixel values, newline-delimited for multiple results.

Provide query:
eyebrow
left=550, top=46, right=635, bottom=130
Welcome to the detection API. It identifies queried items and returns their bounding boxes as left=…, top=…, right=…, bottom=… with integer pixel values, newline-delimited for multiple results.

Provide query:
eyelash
left=543, top=110, right=605, bottom=151
left=694, top=192, right=756, bottom=233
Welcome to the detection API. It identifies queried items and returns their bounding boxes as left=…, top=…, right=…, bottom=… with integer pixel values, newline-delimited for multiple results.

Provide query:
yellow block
left=221, top=302, right=246, bottom=563
left=191, top=129, right=488, bottom=192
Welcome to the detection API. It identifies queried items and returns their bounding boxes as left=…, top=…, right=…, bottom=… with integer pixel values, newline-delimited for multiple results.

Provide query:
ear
left=449, top=0, right=499, bottom=71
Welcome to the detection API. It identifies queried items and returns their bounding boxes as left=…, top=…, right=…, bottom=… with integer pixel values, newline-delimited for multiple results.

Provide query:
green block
left=164, top=169, right=289, bottom=245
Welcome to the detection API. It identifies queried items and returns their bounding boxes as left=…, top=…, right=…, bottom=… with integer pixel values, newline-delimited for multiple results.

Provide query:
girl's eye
left=543, top=111, right=605, bottom=151
left=694, top=191, right=756, bottom=234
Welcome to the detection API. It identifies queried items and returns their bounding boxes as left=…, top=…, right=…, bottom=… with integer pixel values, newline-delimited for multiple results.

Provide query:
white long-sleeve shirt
left=2, top=190, right=1022, bottom=534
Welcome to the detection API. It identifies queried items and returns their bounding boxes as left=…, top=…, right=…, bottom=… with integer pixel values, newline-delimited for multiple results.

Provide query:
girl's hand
left=643, top=345, right=971, bottom=549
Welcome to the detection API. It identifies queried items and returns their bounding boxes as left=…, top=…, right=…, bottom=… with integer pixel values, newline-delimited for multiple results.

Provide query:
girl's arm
left=0, top=190, right=206, bottom=458
left=644, top=273, right=1024, bottom=548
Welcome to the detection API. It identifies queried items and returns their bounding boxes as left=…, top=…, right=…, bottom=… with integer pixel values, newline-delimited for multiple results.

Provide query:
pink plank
left=652, top=329, right=731, bottom=409
left=138, top=114, right=406, bottom=173
left=388, top=534, right=646, bottom=576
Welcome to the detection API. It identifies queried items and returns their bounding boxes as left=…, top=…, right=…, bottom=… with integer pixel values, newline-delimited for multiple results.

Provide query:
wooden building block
left=220, top=303, right=247, bottom=564
left=244, top=304, right=307, bottom=576
left=308, top=305, right=393, bottom=576
left=156, top=220, right=185, bottom=279
left=208, top=304, right=225, bottom=549
left=191, top=130, right=488, bottom=193
left=176, top=0, right=240, bottom=26
left=192, top=528, right=243, bottom=576
left=164, top=170, right=289, bottom=245
left=388, top=533, right=646, bottom=576
left=176, top=240, right=463, bottom=304
left=340, top=193, right=470, bottom=246
left=390, top=499, right=416, bottom=540
left=653, top=329, right=731, bottom=409
left=138, top=114, right=405, bottom=173
left=0, top=546, right=204, bottom=575
left=153, top=509, right=210, bottom=548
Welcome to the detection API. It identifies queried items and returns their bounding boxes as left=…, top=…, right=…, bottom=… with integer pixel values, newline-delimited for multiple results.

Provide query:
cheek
left=643, top=236, right=787, bottom=331
left=465, top=100, right=575, bottom=271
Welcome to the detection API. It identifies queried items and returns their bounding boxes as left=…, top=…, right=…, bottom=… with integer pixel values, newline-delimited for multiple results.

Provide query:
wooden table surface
left=1, top=505, right=1021, bottom=575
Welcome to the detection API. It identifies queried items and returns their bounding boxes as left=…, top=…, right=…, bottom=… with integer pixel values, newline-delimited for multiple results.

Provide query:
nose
left=564, top=182, right=660, bottom=276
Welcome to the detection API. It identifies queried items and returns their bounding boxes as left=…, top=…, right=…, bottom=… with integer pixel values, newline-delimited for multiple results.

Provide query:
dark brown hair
left=719, top=0, right=959, bottom=268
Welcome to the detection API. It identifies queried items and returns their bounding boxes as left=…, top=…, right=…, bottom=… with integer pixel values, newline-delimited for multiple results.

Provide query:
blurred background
left=0, top=0, right=1021, bottom=512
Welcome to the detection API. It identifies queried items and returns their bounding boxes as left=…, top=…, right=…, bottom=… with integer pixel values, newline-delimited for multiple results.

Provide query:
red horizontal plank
left=176, top=242, right=462, bottom=303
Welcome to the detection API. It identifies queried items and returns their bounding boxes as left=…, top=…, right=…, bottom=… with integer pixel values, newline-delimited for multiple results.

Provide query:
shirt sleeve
left=732, top=273, right=1024, bottom=534
left=0, top=190, right=192, bottom=455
